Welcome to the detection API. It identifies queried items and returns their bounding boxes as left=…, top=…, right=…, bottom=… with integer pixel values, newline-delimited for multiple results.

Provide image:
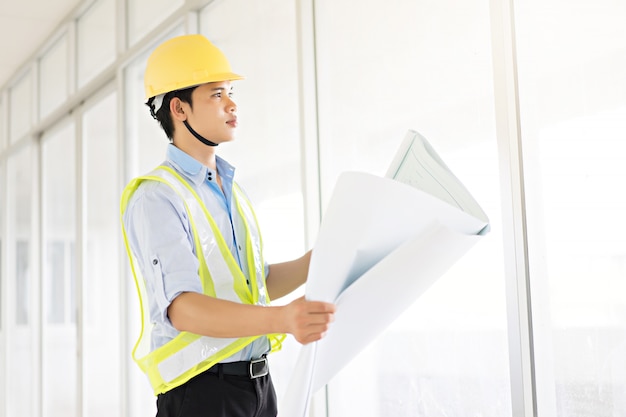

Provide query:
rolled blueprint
left=281, top=131, right=490, bottom=416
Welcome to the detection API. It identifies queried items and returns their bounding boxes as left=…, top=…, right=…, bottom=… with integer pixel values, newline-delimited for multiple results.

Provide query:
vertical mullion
left=489, top=0, right=536, bottom=416
left=4, top=155, right=15, bottom=417
left=115, top=1, right=131, bottom=413
left=295, top=0, right=328, bottom=415
left=33, top=55, right=43, bottom=417
left=32, top=58, right=43, bottom=417
left=34, top=136, right=43, bottom=417
left=68, top=22, right=77, bottom=99
left=116, top=2, right=132, bottom=414
left=117, top=0, right=128, bottom=56
left=296, top=0, right=322, bottom=249
left=0, top=151, right=7, bottom=417
left=185, top=9, right=199, bottom=34
left=75, top=110, right=85, bottom=417
left=0, top=95, right=7, bottom=417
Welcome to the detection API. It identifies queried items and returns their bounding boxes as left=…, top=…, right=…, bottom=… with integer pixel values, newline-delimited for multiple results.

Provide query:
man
left=121, top=34, right=335, bottom=417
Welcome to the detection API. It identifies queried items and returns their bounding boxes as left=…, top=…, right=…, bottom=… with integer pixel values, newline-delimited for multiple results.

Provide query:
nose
left=227, top=97, right=237, bottom=113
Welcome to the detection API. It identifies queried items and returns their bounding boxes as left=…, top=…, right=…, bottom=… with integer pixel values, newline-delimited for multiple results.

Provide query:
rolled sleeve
left=124, top=181, right=202, bottom=332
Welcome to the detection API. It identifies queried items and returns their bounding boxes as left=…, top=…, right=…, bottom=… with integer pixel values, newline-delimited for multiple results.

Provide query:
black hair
left=146, top=86, right=197, bottom=141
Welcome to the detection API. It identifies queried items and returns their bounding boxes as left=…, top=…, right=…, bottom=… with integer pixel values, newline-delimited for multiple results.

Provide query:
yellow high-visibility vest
left=120, top=165, right=284, bottom=395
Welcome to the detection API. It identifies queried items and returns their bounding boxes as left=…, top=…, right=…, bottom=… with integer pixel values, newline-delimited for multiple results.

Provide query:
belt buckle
left=249, top=357, right=268, bottom=379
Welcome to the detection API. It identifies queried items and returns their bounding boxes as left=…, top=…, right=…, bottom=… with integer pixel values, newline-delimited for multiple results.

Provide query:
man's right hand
left=281, top=296, right=336, bottom=344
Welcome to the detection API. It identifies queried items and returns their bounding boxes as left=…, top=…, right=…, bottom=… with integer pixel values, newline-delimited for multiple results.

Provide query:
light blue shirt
left=123, top=144, right=270, bottom=362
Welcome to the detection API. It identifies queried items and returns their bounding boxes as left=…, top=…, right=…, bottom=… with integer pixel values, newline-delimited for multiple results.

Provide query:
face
left=180, top=81, right=238, bottom=145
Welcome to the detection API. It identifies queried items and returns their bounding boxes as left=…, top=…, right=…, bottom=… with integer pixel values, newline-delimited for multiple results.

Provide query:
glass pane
left=82, top=90, right=122, bottom=416
left=6, top=145, right=35, bottom=417
left=200, top=0, right=306, bottom=398
left=9, top=72, right=32, bottom=142
left=46, top=241, right=68, bottom=324
left=77, top=0, right=116, bottom=87
left=200, top=0, right=305, bottom=261
left=315, top=0, right=510, bottom=415
left=42, top=121, right=77, bottom=417
left=127, top=0, right=183, bottom=46
left=39, top=35, right=69, bottom=119
left=515, top=1, right=626, bottom=415
left=16, top=241, right=30, bottom=325
left=123, top=29, right=182, bottom=177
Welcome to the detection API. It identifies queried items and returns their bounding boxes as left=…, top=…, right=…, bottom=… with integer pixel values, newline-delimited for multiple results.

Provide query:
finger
left=300, top=328, right=330, bottom=344
left=303, top=323, right=331, bottom=336
left=304, top=312, right=334, bottom=325
left=306, top=301, right=336, bottom=313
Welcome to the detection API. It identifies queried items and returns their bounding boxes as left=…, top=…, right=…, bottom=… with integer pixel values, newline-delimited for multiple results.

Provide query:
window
left=200, top=0, right=307, bottom=399
left=515, top=0, right=626, bottom=415
left=42, top=120, right=77, bottom=417
left=15, top=241, right=30, bottom=325
left=77, top=0, right=116, bottom=87
left=200, top=0, right=306, bottom=264
left=6, top=144, right=36, bottom=417
left=9, top=72, right=33, bottom=142
left=314, top=0, right=510, bottom=415
left=123, top=30, right=181, bottom=176
left=82, top=89, right=122, bottom=416
left=127, top=0, right=183, bottom=47
left=39, top=34, right=70, bottom=119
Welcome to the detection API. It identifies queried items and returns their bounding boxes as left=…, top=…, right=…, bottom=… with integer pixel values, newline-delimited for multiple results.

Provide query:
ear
left=169, top=97, right=187, bottom=121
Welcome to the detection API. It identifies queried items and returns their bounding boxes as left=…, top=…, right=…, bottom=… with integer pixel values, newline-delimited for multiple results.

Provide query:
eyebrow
left=211, top=87, right=233, bottom=92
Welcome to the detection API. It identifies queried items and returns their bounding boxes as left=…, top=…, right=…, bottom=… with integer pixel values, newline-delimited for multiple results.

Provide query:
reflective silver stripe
left=157, top=336, right=239, bottom=382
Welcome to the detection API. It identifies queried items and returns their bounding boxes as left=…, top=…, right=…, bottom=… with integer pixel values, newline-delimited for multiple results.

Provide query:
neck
left=173, top=135, right=217, bottom=169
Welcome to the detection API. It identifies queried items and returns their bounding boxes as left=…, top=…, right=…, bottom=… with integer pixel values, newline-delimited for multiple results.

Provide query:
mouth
left=226, top=116, right=238, bottom=128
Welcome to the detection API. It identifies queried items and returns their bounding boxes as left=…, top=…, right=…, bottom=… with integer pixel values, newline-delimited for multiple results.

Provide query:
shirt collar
left=166, top=144, right=236, bottom=185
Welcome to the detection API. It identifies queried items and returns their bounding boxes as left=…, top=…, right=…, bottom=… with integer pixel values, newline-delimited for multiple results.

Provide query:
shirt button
left=238, top=245, right=242, bottom=250
left=153, top=259, right=158, bottom=265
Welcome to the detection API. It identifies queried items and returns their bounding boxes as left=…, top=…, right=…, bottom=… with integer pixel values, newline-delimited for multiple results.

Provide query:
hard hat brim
left=145, top=72, right=244, bottom=100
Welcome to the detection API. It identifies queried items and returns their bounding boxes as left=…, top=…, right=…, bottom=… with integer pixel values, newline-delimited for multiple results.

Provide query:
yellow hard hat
left=144, top=34, right=244, bottom=100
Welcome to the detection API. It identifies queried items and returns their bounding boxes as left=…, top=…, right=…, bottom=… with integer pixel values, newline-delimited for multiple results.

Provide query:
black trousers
left=156, top=368, right=278, bottom=417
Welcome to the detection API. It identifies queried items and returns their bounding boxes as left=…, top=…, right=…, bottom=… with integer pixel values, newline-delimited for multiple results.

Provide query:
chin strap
left=184, top=120, right=218, bottom=147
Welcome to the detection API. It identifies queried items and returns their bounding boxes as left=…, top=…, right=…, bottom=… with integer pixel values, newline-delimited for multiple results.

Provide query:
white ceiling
left=0, top=0, right=83, bottom=89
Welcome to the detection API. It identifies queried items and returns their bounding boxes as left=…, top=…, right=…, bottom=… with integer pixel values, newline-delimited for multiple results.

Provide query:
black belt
left=207, top=356, right=269, bottom=379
